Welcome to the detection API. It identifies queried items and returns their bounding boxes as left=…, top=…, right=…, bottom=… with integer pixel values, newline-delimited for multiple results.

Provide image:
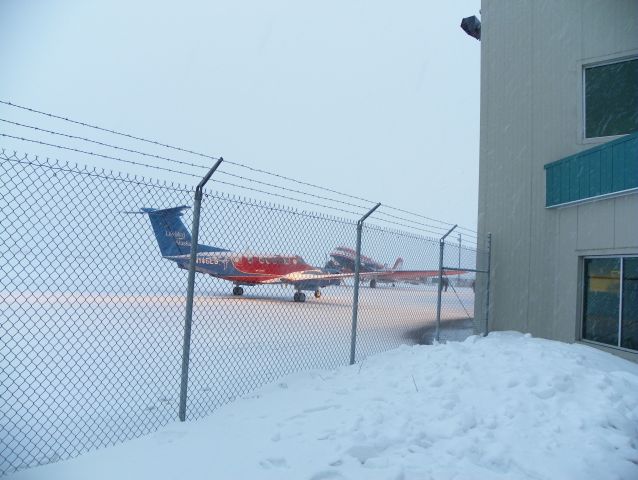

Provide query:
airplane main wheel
left=314, top=289, right=321, bottom=298
left=233, top=286, right=244, bottom=296
left=293, top=292, right=306, bottom=302
left=370, top=279, right=377, bottom=288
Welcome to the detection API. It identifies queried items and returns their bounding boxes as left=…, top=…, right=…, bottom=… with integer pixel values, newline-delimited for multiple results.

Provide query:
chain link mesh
left=0, top=150, right=487, bottom=475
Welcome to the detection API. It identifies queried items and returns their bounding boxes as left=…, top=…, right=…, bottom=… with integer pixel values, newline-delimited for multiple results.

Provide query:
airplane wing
left=275, top=269, right=465, bottom=287
left=368, top=269, right=464, bottom=282
left=277, top=270, right=361, bottom=284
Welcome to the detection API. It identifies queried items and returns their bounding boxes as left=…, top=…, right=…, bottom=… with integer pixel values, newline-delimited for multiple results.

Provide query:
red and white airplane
left=327, top=246, right=460, bottom=288
left=140, top=206, right=383, bottom=302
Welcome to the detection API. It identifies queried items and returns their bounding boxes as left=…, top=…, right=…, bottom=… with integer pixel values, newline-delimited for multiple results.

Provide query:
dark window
left=622, top=258, right=638, bottom=350
left=583, top=257, right=638, bottom=351
left=583, top=258, right=620, bottom=345
left=585, top=58, right=638, bottom=138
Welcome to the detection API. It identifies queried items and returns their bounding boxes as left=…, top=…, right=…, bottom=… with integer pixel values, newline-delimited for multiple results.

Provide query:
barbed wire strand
left=0, top=100, right=478, bottom=234
left=0, top=100, right=222, bottom=161
left=382, top=205, right=478, bottom=236
left=0, top=119, right=478, bottom=236
left=0, top=140, right=452, bottom=238
left=215, top=169, right=473, bottom=236
left=0, top=117, right=213, bottom=171
left=0, top=134, right=375, bottom=219
left=0, top=151, right=358, bottom=227
left=0, top=118, right=376, bottom=212
left=0, top=133, right=203, bottom=179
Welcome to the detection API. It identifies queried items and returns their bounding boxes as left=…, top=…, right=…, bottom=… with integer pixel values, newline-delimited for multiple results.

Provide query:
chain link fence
left=0, top=150, right=490, bottom=476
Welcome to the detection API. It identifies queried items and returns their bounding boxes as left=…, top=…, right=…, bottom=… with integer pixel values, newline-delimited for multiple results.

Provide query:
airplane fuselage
left=168, top=251, right=340, bottom=289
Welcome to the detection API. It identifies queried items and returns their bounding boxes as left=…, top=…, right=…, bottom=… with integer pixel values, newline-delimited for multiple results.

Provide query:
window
left=623, top=258, right=638, bottom=350
left=582, top=257, right=638, bottom=351
left=584, top=58, right=638, bottom=138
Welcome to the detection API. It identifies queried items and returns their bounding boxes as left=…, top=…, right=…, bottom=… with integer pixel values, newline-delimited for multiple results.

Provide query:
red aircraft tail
left=391, top=258, right=404, bottom=271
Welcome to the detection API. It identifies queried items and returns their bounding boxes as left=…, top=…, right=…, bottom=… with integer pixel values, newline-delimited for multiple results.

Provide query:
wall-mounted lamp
left=461, top=15, right=481, bottom=41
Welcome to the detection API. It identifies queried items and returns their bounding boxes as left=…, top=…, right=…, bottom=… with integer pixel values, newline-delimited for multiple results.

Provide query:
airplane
left=327, top=246, right=460, bottom=288
left=136, top=206, right=378, bottom=302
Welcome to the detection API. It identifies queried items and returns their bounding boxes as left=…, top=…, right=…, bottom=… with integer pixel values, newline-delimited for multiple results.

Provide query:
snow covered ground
left=7, top=332, right=638, bottom=480
left=1, top=283, right=474, bottom=474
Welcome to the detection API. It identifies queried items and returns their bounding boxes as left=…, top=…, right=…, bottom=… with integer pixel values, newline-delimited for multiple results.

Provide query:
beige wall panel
left=527, top=0, right=581, bottom=340
left=576, top=200, right=615, bottom=250
left=614, top=195, right=638, bottom=248
left=610, top=0, right=638, bottom=55
left=555, top=207, right=579, bottom=343
left=479, top=0, right=535, bottom=334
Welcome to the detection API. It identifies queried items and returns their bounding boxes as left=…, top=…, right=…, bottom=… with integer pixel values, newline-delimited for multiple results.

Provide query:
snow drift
left=8, top=332, right=638, bottom=480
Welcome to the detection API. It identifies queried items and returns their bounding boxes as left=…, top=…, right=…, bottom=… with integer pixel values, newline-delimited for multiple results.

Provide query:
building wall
left=476, top=0, right=638, bottom=361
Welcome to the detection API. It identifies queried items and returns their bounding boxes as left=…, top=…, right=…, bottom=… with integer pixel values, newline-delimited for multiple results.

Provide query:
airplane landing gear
left=232, top=286, right=244, bottom=296
left=293, top=292, right=306, bottom=303
left=370, top=279, right=377, bottom=288
left=314, top=289, right=321, bottom=298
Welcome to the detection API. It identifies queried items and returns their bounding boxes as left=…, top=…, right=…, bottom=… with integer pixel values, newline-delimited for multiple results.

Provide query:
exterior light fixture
left=461, top=15, right=481, bottom=41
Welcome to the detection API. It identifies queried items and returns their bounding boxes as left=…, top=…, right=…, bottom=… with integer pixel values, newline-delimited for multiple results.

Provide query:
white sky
left=0, top=0, right=481, bottom=230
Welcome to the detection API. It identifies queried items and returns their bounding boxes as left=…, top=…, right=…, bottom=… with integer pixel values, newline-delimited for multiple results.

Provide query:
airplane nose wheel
left=370, top=279, right=377, bottom=288
left=232, top=286, right=244, bottom=296
left=293, top=292, right=306, bottom=302
left=314, top=289, right=321, bottom=299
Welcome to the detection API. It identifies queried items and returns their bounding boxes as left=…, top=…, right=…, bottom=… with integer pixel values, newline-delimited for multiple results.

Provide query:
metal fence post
left=435, top=225, right=457, bottom=342
left=349, top=203, right=381, bottom=365
left=178, top=158, right=223, bottom=422
left=483, top=232, right=492, bottom=337
left=458, top=233, right=462, bottom=285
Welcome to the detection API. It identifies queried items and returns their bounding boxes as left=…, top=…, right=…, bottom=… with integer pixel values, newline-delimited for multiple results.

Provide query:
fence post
left=457, top=233, right=462, bottom=286
left=435, top=225, right=458, bottom=342
left=483, top=232, right=492, bottom=337
left=179, top=158, right=223, bottom=422
left=349, top=202, right=381, bottom=365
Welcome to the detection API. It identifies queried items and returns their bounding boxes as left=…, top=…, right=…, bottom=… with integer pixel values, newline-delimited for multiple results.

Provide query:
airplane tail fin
left=392, top=258, right=404, bottom=270
left=133, top=206, right=228, bottom=257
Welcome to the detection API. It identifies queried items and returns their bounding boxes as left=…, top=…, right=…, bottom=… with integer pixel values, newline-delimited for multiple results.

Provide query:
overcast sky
left=0, top=0, right=481, bottom=231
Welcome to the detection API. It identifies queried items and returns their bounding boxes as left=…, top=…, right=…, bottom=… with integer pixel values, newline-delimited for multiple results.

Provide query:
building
left=475, top=1, right=638, bottom=361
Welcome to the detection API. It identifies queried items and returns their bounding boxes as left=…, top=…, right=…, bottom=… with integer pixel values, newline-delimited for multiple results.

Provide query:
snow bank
left=8, top=332, right=638, bottom=480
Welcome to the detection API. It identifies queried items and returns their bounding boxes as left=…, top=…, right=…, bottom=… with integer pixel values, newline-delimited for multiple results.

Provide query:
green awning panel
left=544, top=131, right=638, bottom=207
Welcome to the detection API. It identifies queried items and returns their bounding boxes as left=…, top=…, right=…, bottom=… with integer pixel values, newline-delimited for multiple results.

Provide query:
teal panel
left=588, top=151, right=601, bottom=197
left=567, top=158, right=580, bottom=202
left=560, top=162, right=570, bottom=204
left=552, top=166, right=562, bottom=203
left=612, top=144, right=625, bottom=192
left=577, top=158, right=588, bottom=199
left=545, top=165, right=555, bottom=206
left=544, top=131, right=638, bottom=207
left=626, top=136, right=638, bottom=189
left=600, top=147, right=613, bottom=195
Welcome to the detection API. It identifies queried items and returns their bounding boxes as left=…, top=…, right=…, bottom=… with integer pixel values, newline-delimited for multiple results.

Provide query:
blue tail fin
left=140, top=206, right=228, bottom=257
